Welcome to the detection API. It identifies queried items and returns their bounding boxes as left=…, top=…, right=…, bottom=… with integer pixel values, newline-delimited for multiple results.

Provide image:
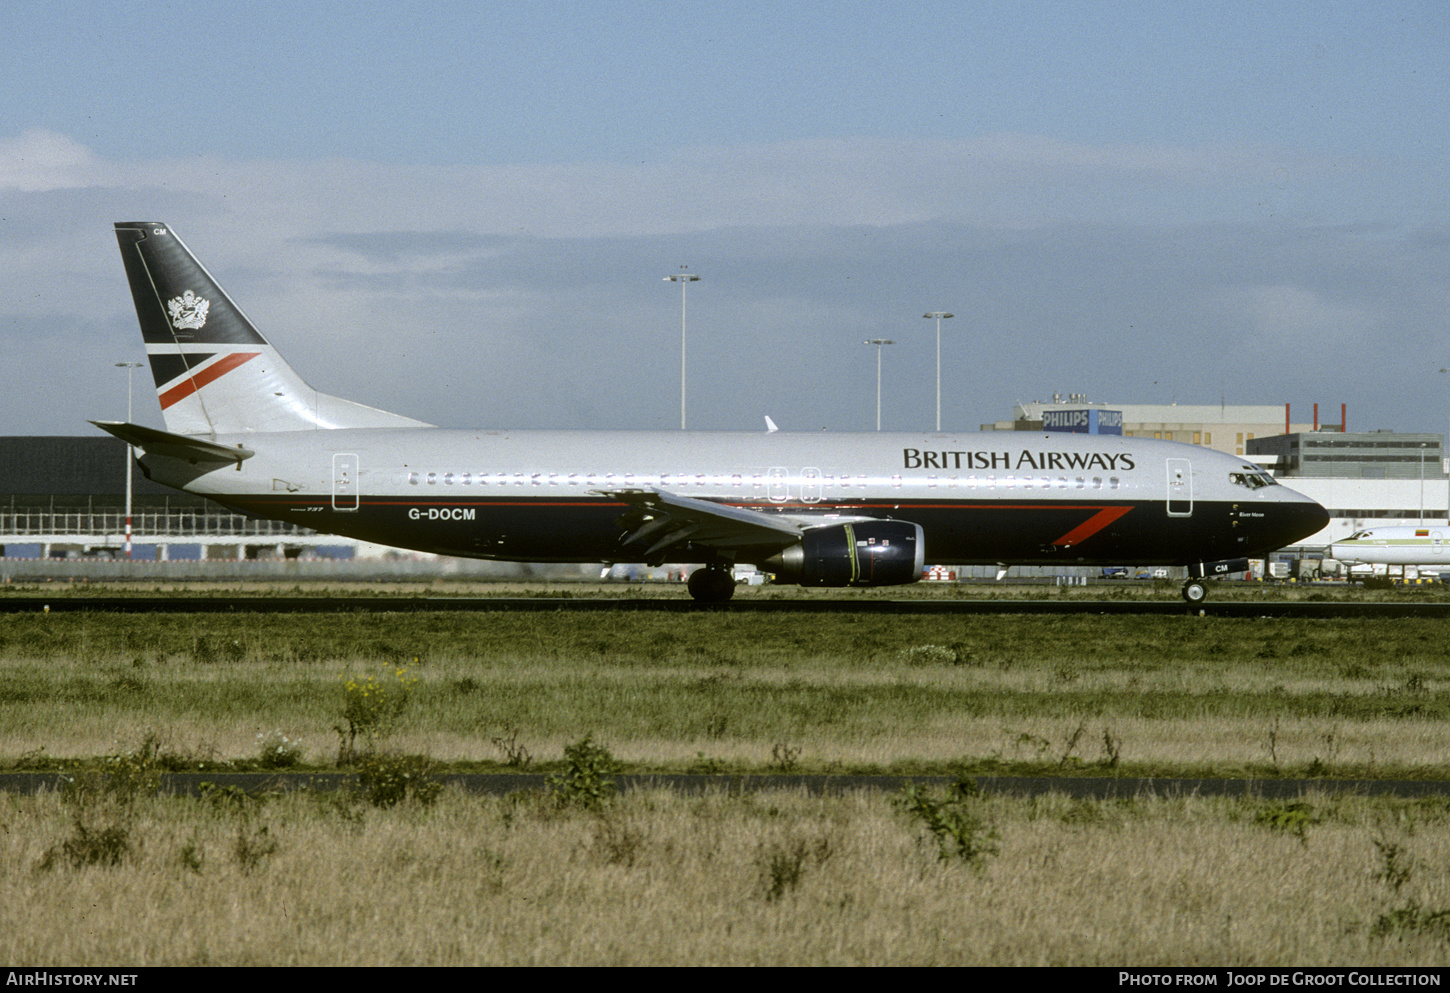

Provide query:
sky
left=2, top=0, right=1448, bottom=438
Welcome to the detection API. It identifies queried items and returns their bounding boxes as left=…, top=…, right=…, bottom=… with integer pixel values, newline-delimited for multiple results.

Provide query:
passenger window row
left=405, top=471, right=876, bottom=489
left=403, top=471, right=1121, bottom=491
left=922, top=475, right=1121, bottom=490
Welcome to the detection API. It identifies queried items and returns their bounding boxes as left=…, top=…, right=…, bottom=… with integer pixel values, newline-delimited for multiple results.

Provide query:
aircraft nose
left=1301, top=499, right=1331, bottom=538
left=1270, top=493, right=1330, bottom=548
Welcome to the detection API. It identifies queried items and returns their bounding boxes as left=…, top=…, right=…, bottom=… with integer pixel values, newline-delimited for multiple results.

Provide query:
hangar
left=0, top=435, right=327, bottom=561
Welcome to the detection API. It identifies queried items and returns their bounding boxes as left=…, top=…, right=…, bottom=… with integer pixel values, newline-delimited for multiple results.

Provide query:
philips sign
left=1041, top=408, right=1123, bottom=435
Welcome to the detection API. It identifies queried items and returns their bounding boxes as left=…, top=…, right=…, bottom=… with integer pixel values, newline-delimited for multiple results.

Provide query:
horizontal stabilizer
left=90, top=420, right=254, bottom=465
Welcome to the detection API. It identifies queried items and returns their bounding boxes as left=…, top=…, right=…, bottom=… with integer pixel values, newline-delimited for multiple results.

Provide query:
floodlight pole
left=1422, top=443, right=1428, bottom=526
left=923, top=312, right=953, bottom=432
left=1440, top=367, right=1450, bottom=521
left=865, top=338, right=895, bottom=431
left=664, top=267, right=700, bottom=430
left=115, top=362, right=142, bottom=558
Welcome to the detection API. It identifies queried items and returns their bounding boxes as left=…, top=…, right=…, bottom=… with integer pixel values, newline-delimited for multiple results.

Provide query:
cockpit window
left=1230, top=467, right=1277, bottom=490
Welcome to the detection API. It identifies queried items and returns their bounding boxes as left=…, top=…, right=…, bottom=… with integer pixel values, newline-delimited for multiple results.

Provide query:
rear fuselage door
left=1166, top=457, right=1192, bottom=517
left=332, top=453, right=359, bottom=511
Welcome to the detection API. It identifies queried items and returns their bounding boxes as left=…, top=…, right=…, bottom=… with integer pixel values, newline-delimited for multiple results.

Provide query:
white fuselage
left=1326, top=526, right=1450, bottom=567
left=142, top=426, right=1327, bottom=568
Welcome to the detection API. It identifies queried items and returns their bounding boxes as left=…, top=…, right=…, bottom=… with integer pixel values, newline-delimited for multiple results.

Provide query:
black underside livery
left=216, top=492, right=1322, bottom=569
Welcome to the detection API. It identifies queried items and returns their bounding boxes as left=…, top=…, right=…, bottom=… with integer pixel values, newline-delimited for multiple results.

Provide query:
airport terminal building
left=981, top=396, right=1345, bottom=458
left=982, top=397, right=1447, bottom=546
left=1248, top=431, right=1448, bottom=545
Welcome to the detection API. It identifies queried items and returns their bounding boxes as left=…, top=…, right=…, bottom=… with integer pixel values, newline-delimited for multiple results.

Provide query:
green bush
left=1254, top=800, right=1318, bottom=843
left=356, top=753, right=443, bottom=809
left=336, top=664, right=419, bottom=762
left=38, top=818, right=131, bottom=870
left=1371, top=902, right=1450, bottom=942
left=894, top=774, right=999, bottom=869
left=232, top=823, right=278, bottom=874
left=546, top=736, right=617, bottom=809
left=256, top=729, right=304, bottom=769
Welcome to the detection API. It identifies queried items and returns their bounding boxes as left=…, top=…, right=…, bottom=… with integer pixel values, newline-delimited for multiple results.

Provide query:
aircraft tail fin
left=113, top=222, right=430, bottom=437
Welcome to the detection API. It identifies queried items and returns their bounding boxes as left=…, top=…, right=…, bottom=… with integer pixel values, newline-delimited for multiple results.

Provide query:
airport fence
left=0, top=508, right=311, bottom=541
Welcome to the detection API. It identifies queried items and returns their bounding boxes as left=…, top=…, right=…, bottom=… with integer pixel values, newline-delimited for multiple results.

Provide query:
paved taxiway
left=3, top=596, right=1450, bottom=617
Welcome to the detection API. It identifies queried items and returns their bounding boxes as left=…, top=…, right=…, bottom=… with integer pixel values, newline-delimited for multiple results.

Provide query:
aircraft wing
left=599, top=487, right=875, bottom=563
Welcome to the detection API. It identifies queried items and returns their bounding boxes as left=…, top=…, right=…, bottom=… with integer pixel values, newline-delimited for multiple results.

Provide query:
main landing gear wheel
left=687, top=567, right=736, bottom=603
left=1182, top=579, right=1208, bottom=604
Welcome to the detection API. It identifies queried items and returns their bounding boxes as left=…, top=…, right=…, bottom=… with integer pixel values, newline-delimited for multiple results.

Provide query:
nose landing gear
left=1182, top=579, right=1208, bottom=604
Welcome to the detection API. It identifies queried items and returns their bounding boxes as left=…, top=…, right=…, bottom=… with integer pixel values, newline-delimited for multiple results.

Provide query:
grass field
left=4, top=786, right=1450, bottom=966
left=2, top=584, right=1448, bottom=965
left=0, top=597, right=1447, bottom=776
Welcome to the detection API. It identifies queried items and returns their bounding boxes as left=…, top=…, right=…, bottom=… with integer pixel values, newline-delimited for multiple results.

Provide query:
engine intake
left=765, top=521, right=925, bottom=587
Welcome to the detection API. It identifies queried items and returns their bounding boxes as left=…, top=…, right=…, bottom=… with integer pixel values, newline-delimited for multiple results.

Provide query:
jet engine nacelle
left=765, top=521, right=925, bottom=587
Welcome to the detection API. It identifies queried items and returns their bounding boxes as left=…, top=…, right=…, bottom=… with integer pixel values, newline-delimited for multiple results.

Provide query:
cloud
left=0, top=129, right=102, bottom=192
left=0, top=128, right=1440, bottom=438
left=0, top=129, right=1342, bottom=243
left=1220, top=283, right=1380, bottom=354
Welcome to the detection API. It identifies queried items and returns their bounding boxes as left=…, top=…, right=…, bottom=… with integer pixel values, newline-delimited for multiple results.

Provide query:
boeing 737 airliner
left=93, top=222, right=1329, bottom=602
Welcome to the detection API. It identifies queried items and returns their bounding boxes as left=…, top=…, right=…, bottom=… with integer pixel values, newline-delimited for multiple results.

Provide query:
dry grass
left=2, top=787, right=1448, bottom=966
left=3, top=600, right=1449, bottom=964
left=2, top=644, right=1448, bottom=774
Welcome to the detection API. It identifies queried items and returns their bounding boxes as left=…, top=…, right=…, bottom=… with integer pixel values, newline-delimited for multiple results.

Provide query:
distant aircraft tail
left=113, top=222, right=430, bottom=437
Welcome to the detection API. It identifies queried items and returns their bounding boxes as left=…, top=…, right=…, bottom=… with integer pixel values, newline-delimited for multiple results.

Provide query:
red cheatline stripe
left=159, top=352, right=261, bottom=410
left=1052, top=506, right=1134, bottom=547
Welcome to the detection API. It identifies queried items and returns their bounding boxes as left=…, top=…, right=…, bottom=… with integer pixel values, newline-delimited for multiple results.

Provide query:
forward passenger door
left=1166, top=458, right=1192, bottom=517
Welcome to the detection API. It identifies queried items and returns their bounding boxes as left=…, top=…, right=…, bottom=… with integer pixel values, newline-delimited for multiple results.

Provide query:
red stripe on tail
left=158, top=352, right=261, bottom=410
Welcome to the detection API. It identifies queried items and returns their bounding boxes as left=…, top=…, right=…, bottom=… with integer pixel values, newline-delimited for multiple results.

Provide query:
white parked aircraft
left=1326, top=526, right=1449, bottom=570
left=93, top=222, right=1329, bottom=602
